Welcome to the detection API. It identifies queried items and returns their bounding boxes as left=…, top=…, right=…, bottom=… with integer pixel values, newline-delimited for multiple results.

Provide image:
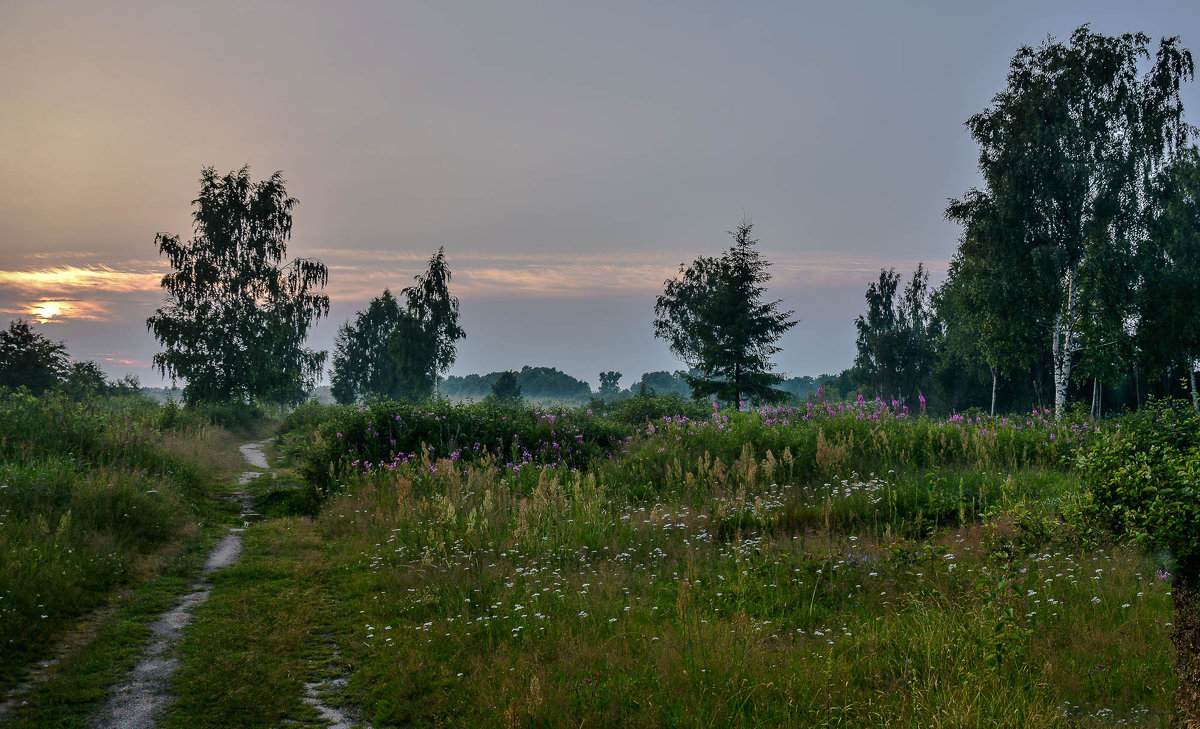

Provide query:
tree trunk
left=1052, top=268, right=1080, bottom=420
left=1091, top=378, right=1099, bottom=419
left=990, top=368, right=997, bottom=417
left=734, top=362, right=741, bottom=411
left=1173, top=570, right=1200, bottom=728
left=1190, top=367, right=1198, bottom=413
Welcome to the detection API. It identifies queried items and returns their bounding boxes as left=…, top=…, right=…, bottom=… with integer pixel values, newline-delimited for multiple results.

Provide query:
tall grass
left=286, top=401, right=1170, bottom=726
left=0, top=390, right=221, bottom=691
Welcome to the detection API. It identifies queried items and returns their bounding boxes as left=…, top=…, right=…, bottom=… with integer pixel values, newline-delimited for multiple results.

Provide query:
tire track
left=90, top=439, right=269, bottom=729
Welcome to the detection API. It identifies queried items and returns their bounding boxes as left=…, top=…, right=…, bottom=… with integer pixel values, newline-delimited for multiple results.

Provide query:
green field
left=0, top=393, right=1184, bottom=727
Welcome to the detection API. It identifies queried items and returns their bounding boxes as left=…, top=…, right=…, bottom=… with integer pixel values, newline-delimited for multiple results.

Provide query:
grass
left=161, top=517, right=329, bottom=729
left=2, top=394, right=1181, bottom=727
left=248, top=400, right=1172, bottom=726
left=301, top=460, right=1171, bottom=727
left=1, top=536, right=212, bottom=728
left=0, top=390, right=266, bottom=722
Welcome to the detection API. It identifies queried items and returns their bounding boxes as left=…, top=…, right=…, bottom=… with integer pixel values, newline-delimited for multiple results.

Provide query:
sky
left=2, top=1, right=1199, bottom=391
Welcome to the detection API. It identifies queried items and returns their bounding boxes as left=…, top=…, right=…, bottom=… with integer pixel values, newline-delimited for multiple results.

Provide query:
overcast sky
left=2, top=1, right=1198, bottom=390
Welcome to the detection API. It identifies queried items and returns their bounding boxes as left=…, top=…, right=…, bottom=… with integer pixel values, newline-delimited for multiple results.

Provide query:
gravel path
left=90, top=440, right=268, bottom=729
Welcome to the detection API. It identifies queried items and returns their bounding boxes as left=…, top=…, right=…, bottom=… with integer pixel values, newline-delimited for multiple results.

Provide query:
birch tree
left=854, top=264, right=936, bottom=407
left=948, top=27, right=1194, bottom=418
left=147, top=166, right=329, bottom=405
left=1138, top=147, right=1200, bottom=409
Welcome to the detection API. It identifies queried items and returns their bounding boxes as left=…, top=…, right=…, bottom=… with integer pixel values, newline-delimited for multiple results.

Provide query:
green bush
left=286, top=398, right=628, bottom=493
left=1079, top=398, right=1200, bottom=572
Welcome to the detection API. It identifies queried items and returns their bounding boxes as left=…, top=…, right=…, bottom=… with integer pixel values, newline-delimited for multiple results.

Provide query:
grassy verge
left=0, top=391, right=272, bottom=723
left=160, top=517, right=329, bottom=729
left=1, top=532, right=213, bottom=728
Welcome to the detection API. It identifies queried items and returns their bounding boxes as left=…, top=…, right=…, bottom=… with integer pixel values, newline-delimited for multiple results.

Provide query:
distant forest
left=436, top=367, right=827, bottom=406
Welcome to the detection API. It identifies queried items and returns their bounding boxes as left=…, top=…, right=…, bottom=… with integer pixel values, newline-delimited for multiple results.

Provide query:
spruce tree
left=654, top=221, right=797, bottom=406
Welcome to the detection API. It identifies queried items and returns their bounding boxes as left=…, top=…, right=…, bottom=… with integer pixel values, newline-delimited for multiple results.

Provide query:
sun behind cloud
left=24, top=299, right=110, bottom=323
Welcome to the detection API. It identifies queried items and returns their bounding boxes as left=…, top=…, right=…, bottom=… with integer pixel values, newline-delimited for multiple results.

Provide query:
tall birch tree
left=948, top=26, right=1194, bottom=418
left=147, top=166, right=329, bottom=405
left=1138, top=147, right=1200, bottom=409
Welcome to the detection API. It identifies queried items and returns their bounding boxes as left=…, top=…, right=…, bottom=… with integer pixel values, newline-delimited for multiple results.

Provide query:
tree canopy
left=490, top=370, right=522, bottom=402
left=329, top=289, right=406, bottom=404
left=147, top=166, right=329, bottom=405
left=945, top=26, right=1195, bottom=417
left=0, top=319, right=68, bottom=394
left=853, top=264, right=936, bottom=407
left=654, top=221, right=797, bottom=406
left=597, top=371, right=622, bottom=399
left=403, top=247, right=465, bottom=383
left=329, top=250, right=464, bottom=404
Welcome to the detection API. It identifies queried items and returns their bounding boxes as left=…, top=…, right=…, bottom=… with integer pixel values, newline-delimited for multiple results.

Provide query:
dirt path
left=90, top=439, right=269, bottom=729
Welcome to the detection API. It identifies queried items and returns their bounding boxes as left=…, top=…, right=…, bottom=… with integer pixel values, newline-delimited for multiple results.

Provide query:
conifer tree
left=654, top=221, right=797, bottom=406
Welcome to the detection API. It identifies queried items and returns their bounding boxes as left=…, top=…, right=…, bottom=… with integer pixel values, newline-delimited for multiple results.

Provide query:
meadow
left=257, top=396, right=1174, bottom=727
left=0, top=392, right=1183, bottom=727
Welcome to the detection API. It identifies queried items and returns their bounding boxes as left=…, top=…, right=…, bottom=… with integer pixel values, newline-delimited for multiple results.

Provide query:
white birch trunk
left=990, top=368, right=997, bottom=417
left=1052, top=267, right=1080, bottom=420
left=1190, top=366, right=1198, bottom=413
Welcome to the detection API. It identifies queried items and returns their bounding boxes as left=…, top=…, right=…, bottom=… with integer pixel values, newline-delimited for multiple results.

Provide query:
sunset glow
left=22, top=299, right=109, bottom=323
left=0, top=265, right=164, bottom=293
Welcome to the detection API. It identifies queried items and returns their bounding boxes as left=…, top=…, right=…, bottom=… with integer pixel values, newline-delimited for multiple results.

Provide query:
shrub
left=1079, top=398, right=1200, bottom=724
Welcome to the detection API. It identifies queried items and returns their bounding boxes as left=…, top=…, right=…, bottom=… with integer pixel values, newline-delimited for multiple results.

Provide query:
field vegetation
left=0, top=389, right=254, bottom=710
left=214, top=394, right=1171, bottom=728
left=2, top=390, right=1194, bottom=727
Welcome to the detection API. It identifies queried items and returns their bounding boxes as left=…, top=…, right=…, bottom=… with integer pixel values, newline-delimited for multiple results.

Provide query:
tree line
left=847, top=27, right=1200, bottom=418
left=4, top=26, right=1196, bottom=418
left=0, top=319, right=141, bottom=399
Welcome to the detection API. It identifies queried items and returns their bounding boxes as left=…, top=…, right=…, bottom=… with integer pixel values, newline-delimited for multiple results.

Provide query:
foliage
left=0, top=319, right=68, bottom=394
left=1136, top=147, right=1200, bottom=396
left=945, top=26, right=1195, bottom=416
left=444, top=366, right=592, bottom=403
left=0, top=390, right=214, bottom=690
left=402, top=246, right=465, bottom=381
left=281, top=398, right=626, bottom=494
left=854, top=264, right=937, bottom=405
left=386, top=309, right=439, bottom=401
left=147, top=165, right=329, bottom=406
left=597, top=371, right=621, bottom=399
left=60, top=360, right=109, bottom=400
left=603, top=391, right=711, bottom=425
left=654, top=221, right=797, bottom=406
left=1080, top=399, right=1200, bottom=574
left=633, top=370, right=692, bottom=398
left=490, top=370, right=523, bottom=403
left=329, top=289, right=406, bottom=404
left=329, top=250, right=464, bottom=404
